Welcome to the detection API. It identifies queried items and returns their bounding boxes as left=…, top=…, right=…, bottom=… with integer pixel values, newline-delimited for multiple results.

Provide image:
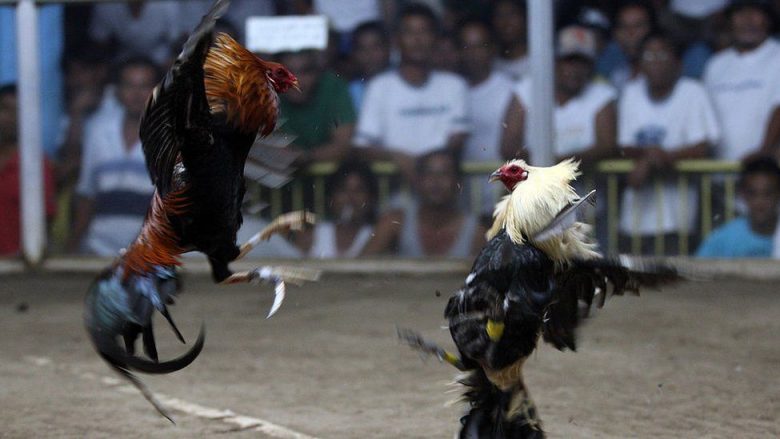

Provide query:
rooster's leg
left=235, top=211, right=316, bottom=260
left=220, top=266, right=321, bottom=318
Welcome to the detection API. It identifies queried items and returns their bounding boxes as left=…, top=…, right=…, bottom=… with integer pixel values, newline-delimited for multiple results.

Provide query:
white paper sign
left=246, top=15, right=328, bottom=54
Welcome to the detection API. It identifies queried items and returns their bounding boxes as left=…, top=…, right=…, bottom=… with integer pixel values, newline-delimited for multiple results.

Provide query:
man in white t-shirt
left=703, top=0, right=780, bottom=161
left=619, top=33, right=719, bottom=255
left=353, top=3, right=469, bottom=182
left=458, top=19, right=522, bottom=215
left=514, top=25, right=617, bottom=169
left=67, top=57, right=159, bottom=255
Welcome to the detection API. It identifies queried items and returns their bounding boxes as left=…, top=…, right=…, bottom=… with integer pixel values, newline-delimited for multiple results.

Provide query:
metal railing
left=255, top=159, right=742, bottom=257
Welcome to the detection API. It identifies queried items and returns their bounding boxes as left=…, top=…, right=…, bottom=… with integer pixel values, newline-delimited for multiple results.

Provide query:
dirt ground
left=0, top=271, right=778, bottom=438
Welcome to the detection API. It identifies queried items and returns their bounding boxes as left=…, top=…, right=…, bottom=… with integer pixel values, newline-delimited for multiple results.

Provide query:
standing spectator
left=293, top=160, right=378, bottom=258
left=618, top=33, right=719, bottom=255
left=67, top=57, right=159, bottom=255
left=458, top=18, right=523, bottom=214
left=277, top=50, right=356, bottom=165
left=700, top=156, right=780, bottom=257
left=353, top=3, right=469, bottom=182
left=703, top=0, right=780, bottom=161
left=0, top=4, right=64, bottom=158
left=491, top=0, right=529, bottom=81
left=596, top=1, right=656, bottom=90
left=513, top=25, right=617, bottom=169
left=363, top=149, right=486, bottom=258
left=90, top=1, right=182, bottom=65
left=0, top=85, right=57, bottom=256
left=348, top=21, right=391, bottom=111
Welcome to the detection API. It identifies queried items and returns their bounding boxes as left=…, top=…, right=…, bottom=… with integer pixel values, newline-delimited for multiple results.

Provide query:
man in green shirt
left=277, top=50, right=356, bottom=166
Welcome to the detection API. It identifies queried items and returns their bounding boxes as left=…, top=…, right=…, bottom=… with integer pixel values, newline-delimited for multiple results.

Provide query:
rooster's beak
left=489, top=169, right=503, bottom=183
left=292, top=80, right=301, bottom=92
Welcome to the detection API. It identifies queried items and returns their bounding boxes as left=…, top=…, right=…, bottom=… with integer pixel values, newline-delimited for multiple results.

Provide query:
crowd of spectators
left=2, top=0, right=780, bottom=259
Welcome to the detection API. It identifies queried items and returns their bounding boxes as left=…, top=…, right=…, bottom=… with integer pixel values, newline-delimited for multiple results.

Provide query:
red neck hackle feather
left=122, top=189, right=190, bottom=277
left=203, top=33, right=279, bottom=136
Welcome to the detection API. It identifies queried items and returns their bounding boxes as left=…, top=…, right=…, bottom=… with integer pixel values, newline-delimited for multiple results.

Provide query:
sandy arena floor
left=0, top=271, right=778, bottom=438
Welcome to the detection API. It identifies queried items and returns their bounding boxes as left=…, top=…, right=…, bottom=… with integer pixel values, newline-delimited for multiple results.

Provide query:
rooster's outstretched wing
left=139, top=0, right=231, bottom=195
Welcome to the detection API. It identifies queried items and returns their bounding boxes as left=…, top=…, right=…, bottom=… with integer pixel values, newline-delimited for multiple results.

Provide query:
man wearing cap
left=513, top=25, right=617, bottom=248
left=512, top=25, right=617, bottom=169
left=703, top=0, right=780, bottom=161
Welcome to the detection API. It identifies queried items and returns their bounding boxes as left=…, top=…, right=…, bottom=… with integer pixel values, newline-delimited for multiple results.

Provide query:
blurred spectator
left=491, top=0, right=529, bottom=80
left=90, top=1, right=182, bottom=64
left=57, top=47, right=113, bottom=189
left=277, top=50, right=356, bottom=165
left=513, top=26, right=617, bottom=169
left=353, top=3, right=469, bottom=182
left=0, top=84, right=56, bottom=256
left=577, top=6, right=612, bottom=54
left=293, top=160, right=378, bottom=258
left=668, top=0, right=727, bottom=44
left=699, top=156, right=780, bottom=257
left=363, top=149, right=486, bottom=257
left=432, top=33, right=461, bottom=73
left=618, top=33, right=719, bottom=254
left=596, top=0, right=656, bottom=90
left=664, top=1, right=728, bottom=78
left=457, top=18, right=523, bottom=214
left=0, top=4, right=64, bottom=157
left=703, top=0, right=780, bottom=161
left=348, top=21, right=391, bottom=110
left=67, top=57, right=159, bottom=255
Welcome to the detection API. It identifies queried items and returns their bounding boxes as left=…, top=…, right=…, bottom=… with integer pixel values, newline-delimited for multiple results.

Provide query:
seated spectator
left=277, top=50, right=356, bottom=165
left=618, top=33, right=719, bottom=255
left=67, top=57, right=159, bottom=255
left=0, top=84, right=56, bottom=256
left=457, top=18, right=523, bottom=214
left=596, top=1, right=656, bottom=90
left=89, top=1, right=182, bottom=64
left=353, top=3, right=469, bottom=182
left=363, top=149, right=486, bottom=258
left=703, top=0, right=780, bottom=161
left=348, top=21, right=391, bottom=113
left=491, top=0, right=529, bottom=80
left=293, top=160, right=378, bottom=258
left=513, top=25, right=617, bottom=168
left=698, top=156, right=780, bottom=257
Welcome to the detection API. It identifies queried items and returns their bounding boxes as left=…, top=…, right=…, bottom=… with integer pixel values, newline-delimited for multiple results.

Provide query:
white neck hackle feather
left=487, top=158, right=600, bottom=264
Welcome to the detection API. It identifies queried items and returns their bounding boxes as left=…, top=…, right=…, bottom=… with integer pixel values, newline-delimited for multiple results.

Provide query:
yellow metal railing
left=597, top=159, right=740, bottom=255
left=250, top=159, right=742, bottom=257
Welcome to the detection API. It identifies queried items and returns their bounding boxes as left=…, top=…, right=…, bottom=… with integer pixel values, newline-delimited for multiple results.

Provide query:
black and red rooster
left=84, top=0, right=316, bottom=421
